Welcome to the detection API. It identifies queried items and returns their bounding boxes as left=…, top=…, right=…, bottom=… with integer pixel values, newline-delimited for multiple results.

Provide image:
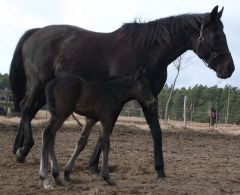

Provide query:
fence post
left=215, top=102, right=218, bottom=127
left=183, top=96, right=187, bottom=126
left=226, top=87, right=230, bottom=124
left=140, top=108, right=143, bottom=118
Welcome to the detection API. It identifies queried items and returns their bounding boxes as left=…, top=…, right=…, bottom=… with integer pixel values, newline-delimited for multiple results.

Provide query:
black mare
left=9, top=6, right=234, bottom=179
left=40, top=71, right=155, bottom=188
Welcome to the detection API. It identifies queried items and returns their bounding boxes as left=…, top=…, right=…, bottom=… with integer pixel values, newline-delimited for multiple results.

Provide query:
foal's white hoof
left=43, top=179, right=53, bottom=189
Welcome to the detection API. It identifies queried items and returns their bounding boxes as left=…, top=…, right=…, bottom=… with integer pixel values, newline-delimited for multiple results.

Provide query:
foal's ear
left=210, top=5, right=224, bottom=21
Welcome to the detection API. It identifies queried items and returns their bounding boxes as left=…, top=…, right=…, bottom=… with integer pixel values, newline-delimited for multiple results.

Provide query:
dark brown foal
left=39, top=71, right=156, bottom=188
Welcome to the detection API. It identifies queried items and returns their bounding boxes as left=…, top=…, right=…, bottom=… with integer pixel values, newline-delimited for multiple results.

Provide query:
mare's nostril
left=227, top=64, right=235, bottom=74
left=227, top=66, right=231, bottom=72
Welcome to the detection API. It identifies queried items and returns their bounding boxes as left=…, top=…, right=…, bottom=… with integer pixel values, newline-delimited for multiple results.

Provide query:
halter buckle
left=198, top=36, right=204, bottom=43
left=212, top=52, right=218, bottom=58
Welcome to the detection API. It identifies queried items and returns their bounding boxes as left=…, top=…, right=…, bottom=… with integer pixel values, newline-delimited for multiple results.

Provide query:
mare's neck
left=147, top=15, right=204, bottom=68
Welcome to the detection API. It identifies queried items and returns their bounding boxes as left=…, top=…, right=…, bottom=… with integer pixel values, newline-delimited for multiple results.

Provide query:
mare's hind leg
left=64, top=117, right=97, bottom=181
left=16, top=86, right=45, bottom=162
left=13, top=120, right=25, bottom=154
left=89, top=107, right=122, bottom=174
left=13, top=93, right=46, bottom=155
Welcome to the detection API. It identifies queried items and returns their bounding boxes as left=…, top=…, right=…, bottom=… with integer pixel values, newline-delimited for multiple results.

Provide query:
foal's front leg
left=89, top=107, right=123, bottom=174
left=64, top=118, right=97, bottom=181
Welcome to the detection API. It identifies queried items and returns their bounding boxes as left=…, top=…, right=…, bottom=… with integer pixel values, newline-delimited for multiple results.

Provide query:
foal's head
left=129, top=69, right=156, bottom=108
left=192, top=6, right=234, bottom=79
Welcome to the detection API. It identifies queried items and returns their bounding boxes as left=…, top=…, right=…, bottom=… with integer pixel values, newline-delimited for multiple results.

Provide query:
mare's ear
left=210, top=6, right=219, bottom=21
left=217, top=7, right=224, bottom=19
left=210, top=5, right=224, bottom=21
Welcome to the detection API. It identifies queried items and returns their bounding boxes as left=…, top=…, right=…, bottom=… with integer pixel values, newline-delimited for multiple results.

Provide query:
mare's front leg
left=139, top=99, right=166, bottom=179
left=39, top=116, right=65, bottom=189
left=64, top=118, right=97, bottom=181
left=100, top=120, right=116, bottom=186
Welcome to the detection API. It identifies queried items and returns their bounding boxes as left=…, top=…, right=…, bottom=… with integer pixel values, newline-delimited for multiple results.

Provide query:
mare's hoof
left=16, top=148, right=26, bottom=163
left=157, top=171, right=166, bottom=179
left=103, top=176, right=117, bottom=186
left=156, top=172, right=167, bottom=183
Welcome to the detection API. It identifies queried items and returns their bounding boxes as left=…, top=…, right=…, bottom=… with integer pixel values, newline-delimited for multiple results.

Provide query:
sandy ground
left=0, top=115, right=240, bottom=195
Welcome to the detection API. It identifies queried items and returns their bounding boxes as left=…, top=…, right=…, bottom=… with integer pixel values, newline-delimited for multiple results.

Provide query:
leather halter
left=196, top=21, right=230, bottom=69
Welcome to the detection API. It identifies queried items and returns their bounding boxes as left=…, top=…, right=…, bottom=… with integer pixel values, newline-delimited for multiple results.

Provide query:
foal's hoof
left=54, top=178, right=62, bottom=186
left=43, top=179, right=53, bottom=189
left=103, top=176, right=117, bottom=186
left=89, top=166, right=100, bottom=175
left=16, top=148, right=26, bottom=163
left=64, top=170, right=71, bottom=182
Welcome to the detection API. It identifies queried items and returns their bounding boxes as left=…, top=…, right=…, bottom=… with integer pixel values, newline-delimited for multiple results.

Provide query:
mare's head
left=129, top=68, right=156, bottom=108
left=192, top=6, right=234, bottom=79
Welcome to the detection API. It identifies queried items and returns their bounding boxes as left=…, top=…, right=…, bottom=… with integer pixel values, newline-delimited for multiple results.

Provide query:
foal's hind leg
left=40, top=116, right=65, bottom=189
left=64, top=118, right=97, bottom=181
left=89, top=107, right=122, bottom=174
left=49, top=133, right=61, bottom=185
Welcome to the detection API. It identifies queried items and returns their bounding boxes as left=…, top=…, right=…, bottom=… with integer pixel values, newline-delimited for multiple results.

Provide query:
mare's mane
left=119, top=13, right=207, bottom=48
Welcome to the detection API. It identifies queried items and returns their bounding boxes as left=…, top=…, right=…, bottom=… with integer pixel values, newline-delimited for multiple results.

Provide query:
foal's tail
left=9, top=28, right=39, bottom=112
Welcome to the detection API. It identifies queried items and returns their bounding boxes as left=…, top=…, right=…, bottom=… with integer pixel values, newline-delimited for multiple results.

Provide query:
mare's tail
left=9, top=28, right=39, bottom=112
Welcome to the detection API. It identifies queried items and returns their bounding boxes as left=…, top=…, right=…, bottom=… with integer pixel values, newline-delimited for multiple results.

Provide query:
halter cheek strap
left=198, top=21, right=205, bottom=44
left=196, top=21, right=230, bottom=69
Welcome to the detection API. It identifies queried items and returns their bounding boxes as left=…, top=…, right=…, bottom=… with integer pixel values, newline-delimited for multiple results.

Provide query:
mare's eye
left=213, top=33, right=221, bottom=40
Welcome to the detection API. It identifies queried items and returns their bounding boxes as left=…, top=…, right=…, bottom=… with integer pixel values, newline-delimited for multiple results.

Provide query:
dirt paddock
left=0, top=116, right=240, bottom=194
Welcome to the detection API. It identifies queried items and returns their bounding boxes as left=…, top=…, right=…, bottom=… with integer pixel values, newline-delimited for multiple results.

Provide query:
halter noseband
left=196, top=21, right=230, bottom=69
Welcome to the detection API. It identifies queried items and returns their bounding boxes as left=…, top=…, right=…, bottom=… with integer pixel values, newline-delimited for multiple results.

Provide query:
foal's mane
left=119, top=13, right=207, bottom=48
